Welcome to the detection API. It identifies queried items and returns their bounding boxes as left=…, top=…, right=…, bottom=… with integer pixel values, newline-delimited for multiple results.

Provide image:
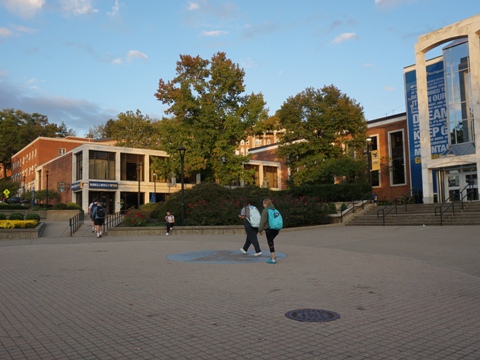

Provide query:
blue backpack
left=268, top=208, right=283, bottom=230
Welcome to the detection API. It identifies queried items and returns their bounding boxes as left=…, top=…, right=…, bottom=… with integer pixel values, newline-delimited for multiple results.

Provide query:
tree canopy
left=277, top=85, right=368, bottom=185
left=154, top=52, right=268, bottom=184
left=0, top=109, right=74, bottom=178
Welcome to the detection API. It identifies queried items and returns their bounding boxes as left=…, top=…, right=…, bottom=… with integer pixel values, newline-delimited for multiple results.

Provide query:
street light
left=153, top=172, right=156, bottom=203
left=137, top=163, right=142, bottom=209
left=366, top=137, right=373, bottom=187
left=178, top=146, right=186, bottom=226
left=45, top=170, right=49, bottom=208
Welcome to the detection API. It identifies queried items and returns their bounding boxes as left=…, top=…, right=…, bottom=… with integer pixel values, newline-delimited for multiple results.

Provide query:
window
left=263, top=166, right=278, bottom=188
left=121, top=154, right=144, bottom=181
left=444, top=41, right=475, bottom=145
left=89, top=150, right=115, bottom=180
left=75, top=151, right=83, bottom=181
left=389, top=131, right=406, bottom=185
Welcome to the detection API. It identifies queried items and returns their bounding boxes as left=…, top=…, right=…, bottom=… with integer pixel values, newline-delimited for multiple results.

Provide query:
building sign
left=71, top=181, right=82, bottom=191
left=404, top=59, right=448, bottom=191
left=89, top=181, right=119, bottom=189
left=371, top=150, right=380, bottom=171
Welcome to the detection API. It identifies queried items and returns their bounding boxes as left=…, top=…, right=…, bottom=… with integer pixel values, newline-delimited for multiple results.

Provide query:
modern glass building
left=405, top=14, right=480, bottom=203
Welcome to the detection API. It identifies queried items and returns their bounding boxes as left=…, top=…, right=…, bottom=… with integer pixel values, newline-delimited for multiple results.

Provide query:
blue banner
left=405, top=60, right=448, bottom=192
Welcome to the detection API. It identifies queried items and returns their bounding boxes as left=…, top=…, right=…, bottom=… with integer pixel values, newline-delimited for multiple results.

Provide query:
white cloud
left=188, top=2, right=199, bottom=11
left=112, top=58, right=122, bottom=65
left=384, top=86, right=396, bottom=92
left=201, top=30, right=228, bottom=37
left=332, top=32, right=357, bottom=44
left=127, top=50, right=148, bottom=62
left=12, top=25, right=37, bottom=34
left=0, top=0, right=44, bottom=18
left=0, top=27, right=13, bottom=37
left=108, top=0, right=120, bottom=17
left=362, top=63, right=375, bottom=68
left=60, top=0, right=98, bottom=16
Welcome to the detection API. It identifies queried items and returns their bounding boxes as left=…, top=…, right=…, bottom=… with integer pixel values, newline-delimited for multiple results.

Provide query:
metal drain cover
left=285, top=309, right=340, bottom=322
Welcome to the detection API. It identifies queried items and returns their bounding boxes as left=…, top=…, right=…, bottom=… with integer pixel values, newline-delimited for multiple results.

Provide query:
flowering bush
left=0, top=220, right=39, bottom=229
left=123, top=209, right=149, bottom=227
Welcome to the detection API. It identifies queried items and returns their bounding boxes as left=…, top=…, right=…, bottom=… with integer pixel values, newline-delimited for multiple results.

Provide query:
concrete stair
left=345, top=201, right=480, bottom=226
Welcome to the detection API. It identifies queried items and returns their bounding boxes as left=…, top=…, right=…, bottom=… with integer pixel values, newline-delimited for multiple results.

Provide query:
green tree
left=277, top=85, right=367, bottom=186
left=0, top=109, right=60, bottom=177
left=86, top=119, right=116, bottom=139
left=109, top=110, right=156, bottom=148
left=154, top=52, right=268, bottom=184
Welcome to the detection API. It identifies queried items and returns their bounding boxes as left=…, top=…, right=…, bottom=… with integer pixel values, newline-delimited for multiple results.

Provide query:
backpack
left=268, top=208, right=283, bottom=230
left=247, top=205, right=261, bottom=228
left=96, top=206, right=106, bottom=219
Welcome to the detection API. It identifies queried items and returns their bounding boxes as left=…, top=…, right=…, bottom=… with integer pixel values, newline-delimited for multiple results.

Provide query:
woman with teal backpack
left=258, top=198, right=282, bottom=264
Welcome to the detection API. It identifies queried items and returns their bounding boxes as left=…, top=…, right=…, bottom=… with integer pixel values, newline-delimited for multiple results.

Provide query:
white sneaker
left=253, top=252, right=262, bottom=256
left=240, top=248, right=247, bottom=254
left=166, top=233, right=169, bottom=236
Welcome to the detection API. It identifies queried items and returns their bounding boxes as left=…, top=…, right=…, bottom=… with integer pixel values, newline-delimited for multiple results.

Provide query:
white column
left=415, top=43, right=434, bottom=203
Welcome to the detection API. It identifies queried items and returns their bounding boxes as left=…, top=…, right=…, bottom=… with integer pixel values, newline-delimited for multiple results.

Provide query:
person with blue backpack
left=239, top=200, right=262, bottom=256
left=258, top=198, right=283, bottom=264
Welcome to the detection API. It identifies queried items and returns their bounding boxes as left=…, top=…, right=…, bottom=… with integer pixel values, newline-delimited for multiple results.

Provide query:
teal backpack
left=268, top=208, right=283, bottom=230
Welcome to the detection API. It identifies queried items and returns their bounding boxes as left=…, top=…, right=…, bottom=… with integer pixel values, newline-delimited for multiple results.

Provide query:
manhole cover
left=285, top=309, right=340, bottom=322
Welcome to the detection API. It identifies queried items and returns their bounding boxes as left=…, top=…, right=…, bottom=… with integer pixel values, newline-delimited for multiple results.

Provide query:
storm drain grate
left=285, top=309, right=340, bottom=322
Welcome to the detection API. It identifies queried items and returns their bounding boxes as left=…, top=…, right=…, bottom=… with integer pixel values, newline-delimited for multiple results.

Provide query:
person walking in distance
left=88, top=198, right=97, bottom=233
left=258, top=198, right=280, bottom=264
left=239, top=200, right=262, bottom=256
left=92, top=200, right=106, bottom=238
left=165, top=211, right=175, bottom=235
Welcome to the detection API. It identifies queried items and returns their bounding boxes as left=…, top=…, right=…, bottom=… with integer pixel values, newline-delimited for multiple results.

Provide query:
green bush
left=340, top=203, right=348, bottom=212
left=9, top=213, right=24, bottom=220
left=53, top=203, right=67, bottom=210
left=26, top=213, right=41, bottom=221
left=147, top=183, right=332, bottom=228
left=0, top=213, right=6, bottom=220
left=66, top=202, right=82, bottom=210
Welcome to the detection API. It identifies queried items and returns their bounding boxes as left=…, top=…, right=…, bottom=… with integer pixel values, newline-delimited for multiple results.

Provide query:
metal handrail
left=342, top=192, right=372, bottom=223
left=103, top=210, right=127, bottom=234
left=375, top=188, right=421, bottom=226
left=435, top=183, right=473, bottom=225
left=69, top=211, right=85, bottom=236
left=459, top=183, right=475, bottom=210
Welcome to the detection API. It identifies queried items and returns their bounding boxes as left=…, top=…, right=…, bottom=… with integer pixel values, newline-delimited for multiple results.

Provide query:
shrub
left=26, top=213, right=41, bottom=221
left=66, top=202, right=82, bottom=210
left=0, top=213, right=6, bottom=220
left=123, top=209, right=150, bottom=226
left=53, top=203, right=67, bottom=210
left=340, top=203, right=348, bottom=212
left=0, top=220, right=38, bottom=229
left=9, top=213, right=24, bottom=220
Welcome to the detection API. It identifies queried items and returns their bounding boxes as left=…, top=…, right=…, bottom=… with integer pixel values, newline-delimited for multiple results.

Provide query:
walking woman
left=258, top=198, right=280, bottom=264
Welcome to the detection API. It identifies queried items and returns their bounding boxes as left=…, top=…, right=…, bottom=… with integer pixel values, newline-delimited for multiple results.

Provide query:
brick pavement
left=0, top=223, right=479, bottom=359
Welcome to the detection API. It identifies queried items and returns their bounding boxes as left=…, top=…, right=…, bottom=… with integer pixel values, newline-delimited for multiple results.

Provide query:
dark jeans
left=166, top=223, right=174, bottom=234
left=266, top=229, right=279, bottom=253
left=242, top=220, right=261, bottom=253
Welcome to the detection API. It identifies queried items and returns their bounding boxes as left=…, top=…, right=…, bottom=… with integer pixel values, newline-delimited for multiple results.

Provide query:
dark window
left=89, top=151, right=115, bottom=180
left=121, top=154, right=144, bottom=181
left=390, top=131, right=405, bottom=185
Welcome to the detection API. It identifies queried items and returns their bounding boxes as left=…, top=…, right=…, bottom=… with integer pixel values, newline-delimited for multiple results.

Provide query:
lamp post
left=153, top=172, right=156, bottom=203
left=23, top=175, right=26, bottom=195
left=45, top=170, right=49, bottom=208
left=137, top=163, right=142, bottom=209
left=178, top=146, right=186, bottom=226
left=366, top=137, right=373, bottom=187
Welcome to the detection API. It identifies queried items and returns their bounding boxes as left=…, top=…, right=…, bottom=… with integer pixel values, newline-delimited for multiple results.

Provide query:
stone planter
left=0, top=222, right=46, bottom=239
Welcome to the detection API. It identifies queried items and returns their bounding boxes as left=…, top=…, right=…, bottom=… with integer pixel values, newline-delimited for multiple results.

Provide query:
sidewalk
left=0, top=224, right=479, bottom=359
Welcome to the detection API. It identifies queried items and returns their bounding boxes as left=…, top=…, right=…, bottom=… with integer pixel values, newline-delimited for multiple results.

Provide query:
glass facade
left=444, top=40, right=475, bottom=145
left=89, top=150, right=115, bottom=180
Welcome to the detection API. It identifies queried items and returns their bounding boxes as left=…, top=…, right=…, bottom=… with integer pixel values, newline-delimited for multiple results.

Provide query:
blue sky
left=0, top=0, right=478, bottom=137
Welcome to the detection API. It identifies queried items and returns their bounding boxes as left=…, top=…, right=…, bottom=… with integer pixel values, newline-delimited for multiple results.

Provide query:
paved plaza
left=0, top=223, right=479, bottom=359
